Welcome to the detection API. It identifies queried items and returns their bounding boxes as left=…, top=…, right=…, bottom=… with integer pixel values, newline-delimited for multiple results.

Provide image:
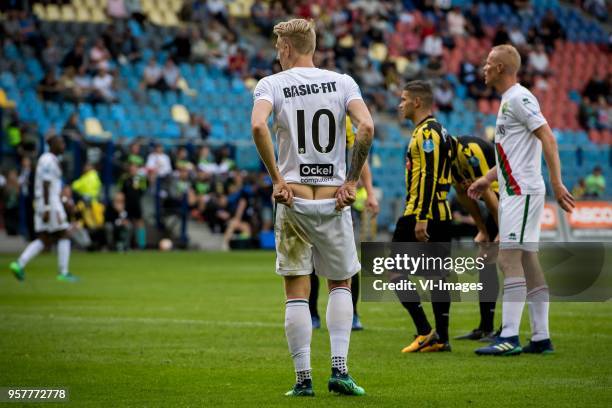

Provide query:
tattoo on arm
left=347, top=135, right=371, bottom=183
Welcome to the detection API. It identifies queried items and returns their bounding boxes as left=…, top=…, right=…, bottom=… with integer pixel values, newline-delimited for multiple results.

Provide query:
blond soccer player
left=251, top=19, right=373, bottom=395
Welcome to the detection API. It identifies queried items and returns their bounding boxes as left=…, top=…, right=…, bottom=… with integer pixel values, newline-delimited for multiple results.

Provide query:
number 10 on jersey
left=297, top=109, right=337, bottom=154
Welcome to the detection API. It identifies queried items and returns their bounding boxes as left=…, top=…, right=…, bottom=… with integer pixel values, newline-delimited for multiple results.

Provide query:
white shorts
left=34, top=206, right=70, bottom=233
left=274, top=197, right=360, bottom=280
left=499, top=194, right=544, bottom=252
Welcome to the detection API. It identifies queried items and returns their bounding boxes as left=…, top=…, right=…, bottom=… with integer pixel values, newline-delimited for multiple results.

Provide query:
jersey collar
left=414, top=114, right=435, bottom=129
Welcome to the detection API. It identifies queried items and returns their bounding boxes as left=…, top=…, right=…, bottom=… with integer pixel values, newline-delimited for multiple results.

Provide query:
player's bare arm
left=336, top=99, right=374, bottom=210
left=454, top=182, right=489, bottom=242
left=468, top=166, right=497, bottom=200
left=533, top=124, right=575, bottom=213
left=360, top=162, right=379, bottom=215
left=251, top=99, right=294, bottom=207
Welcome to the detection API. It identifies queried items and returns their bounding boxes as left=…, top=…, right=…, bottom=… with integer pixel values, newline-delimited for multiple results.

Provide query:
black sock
left=351, top=272, right=360, bottom=315
left=431, top=285, right=451, bottom=343
left=478, top=263, right=498, bottom=332
left=478, top=302, right=496, bottom=333
left=391, top=276, right=431, bottom=335
left=309, top=272, right=319, bottom=318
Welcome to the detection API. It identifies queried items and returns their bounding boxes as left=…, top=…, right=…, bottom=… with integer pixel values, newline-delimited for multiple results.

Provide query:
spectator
left=464, top=4, right=485, bottom=38
left=447, top=7, right=466, bottom=36
left=104, top=191, right=133, bottom=251
left=118, top=163, right=148, bottom=249
left=468, top=71, right=494, bottom=100
left=72, top=163, right=102, bottom=202
left=228, top=47, right=248, bottom=78
left=190, top=29, right=209, bottom=63
left=492, top=24, right=511, bottom=46
left=59, top=67, right=79, bottom=103
left=125, top=141, right=145, bottom=167
left=572, top=178, right=586, bottom=200
left=37, top=71, right=62, bottom=102
left=62, top=112, right=84, bottom=143
left=595, top=96, right=611, bottom=130
left=1, top=169, right=20, bottom=235
left=401, top=52, right=422, bottom=81
left=578, top=96, right=597, bottom=129
left=422, top=32, right=443, bottom=58
left=107, top=0, right=129, bottom=20
left=539, top=10, right=565, bottom=50
left=509, top=25, right=526, bottom=46
left=89, top=38, right=112, bottom=71
left=92, top=67, right=116, bottom=103
left=74, top=65, right=93, bottom=100
left=164, top=28, right=191, bottom=62
left=528, top=42, right=549, bottom=75
left=207, top=0, right=230, bottom=28
left=251, top=0, right=273, bottom=36
left=424, top=56, right=445, bottom=79
left=146, top=143, right=173, bottom=178
left=118, top=27, right=141, bottom=64
left=583, top=72, right=608, bottom=103
left=584, top=166, right=606, bottom=197
left=62, top=37, right=87, bottom=70
left=197, top=145, right=213, bottom=170
left=434, top=81, right=455, bottom=113
left=459, top=54, right=479, bottom=86
left=161, top=58, right=182, bottom=91
left=41, top=37, right=62, bottom=70
left=182, top=113, right=211, bottom=141
left=141, top=57, right=163, bottom=90
left=249, top=49, right=272, bottom=80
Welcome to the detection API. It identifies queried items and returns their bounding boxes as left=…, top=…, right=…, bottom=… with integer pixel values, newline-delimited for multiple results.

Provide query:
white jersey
left=34, top=152, right=64, bottom=212
left=494, top=83, right=547, bottom=197
left=253, top=67, right=363, bottom=186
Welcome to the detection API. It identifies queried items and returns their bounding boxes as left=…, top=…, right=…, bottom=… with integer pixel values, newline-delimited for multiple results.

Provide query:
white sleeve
left=342, top=74, right=363, bottom=109
left=253, top=77, right=274, bottom=105
left=511, top=92, right=547, bottom=132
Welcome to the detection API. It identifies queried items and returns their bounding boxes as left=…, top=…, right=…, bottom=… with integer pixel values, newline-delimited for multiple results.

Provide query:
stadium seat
left=85, top=118, right=112, bottom=139
left=171, top=104, right=190, bottom=124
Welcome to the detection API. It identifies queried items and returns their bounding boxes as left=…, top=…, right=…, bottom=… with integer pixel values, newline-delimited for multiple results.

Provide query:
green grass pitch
left=1, top=251, right=611, bottom=407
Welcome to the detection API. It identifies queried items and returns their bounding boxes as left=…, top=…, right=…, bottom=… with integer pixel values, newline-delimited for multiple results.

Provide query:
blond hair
left=491, top=44, right=521, bottom=74
left=273, top=18, right=316, bottom=55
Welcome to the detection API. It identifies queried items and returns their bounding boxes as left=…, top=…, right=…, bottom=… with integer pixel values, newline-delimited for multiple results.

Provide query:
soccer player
left=469, top=45, right=574, bottom=355
left=392, top=81, right=454, bottom=353
left=450, top=135, right=500, bottom=341
left=251, top=19, right=373, bottom=396
left=9, top=136, right=77, bottom=282
left=309, top=118, right=379, bottom=332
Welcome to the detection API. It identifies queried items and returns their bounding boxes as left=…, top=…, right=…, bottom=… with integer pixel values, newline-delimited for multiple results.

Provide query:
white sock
left=327, top=287, right=353, bottom=374
left=527, top=285, right=550, bottom=342
left=500, top=277, right=526, bottom=338
left=57, top=239, right=71, bottom=275
left=285, top=298, right=312, bottom=379
left=18, top=239, right=45, bottom=268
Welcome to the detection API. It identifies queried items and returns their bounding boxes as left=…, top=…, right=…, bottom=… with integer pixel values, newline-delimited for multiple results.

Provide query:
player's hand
left=494, top=234, right=500, bottom=243
left=273, top=179, right=294, bottom=207
left=335, top=181, right=357, bottom=211
left=467, top=177, right=491, bottom=200
left=553, top=182, right=575, bottom=213
left=365, top=195, right=379, bottom=215
left=415, top=221, right=429, bottom=242
left=474, top=230, right=489, bottom=243
left=42, top=211, right=50, bottom=223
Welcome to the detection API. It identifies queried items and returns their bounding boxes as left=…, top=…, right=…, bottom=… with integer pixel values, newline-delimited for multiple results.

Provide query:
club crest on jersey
left=501, top=102, right=509, bottom=115
left=422, top=138, right=435, bottom=153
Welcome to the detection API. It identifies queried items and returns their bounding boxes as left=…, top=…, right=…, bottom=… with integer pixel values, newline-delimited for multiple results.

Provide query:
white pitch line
left=1, top=313, right=611, bottom=339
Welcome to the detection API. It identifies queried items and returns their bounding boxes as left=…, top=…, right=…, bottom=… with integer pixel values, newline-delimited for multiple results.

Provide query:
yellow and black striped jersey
left=450, top=136, right=499, bottom=193
left=404, top=115, right=453, bottom=221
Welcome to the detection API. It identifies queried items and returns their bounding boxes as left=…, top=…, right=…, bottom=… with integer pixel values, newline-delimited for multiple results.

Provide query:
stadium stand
left=0, top=0, right=610, bottom=245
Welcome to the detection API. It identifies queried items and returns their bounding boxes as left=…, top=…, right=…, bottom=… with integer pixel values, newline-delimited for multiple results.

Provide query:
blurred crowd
left=579, top=72, right=611, bottom=131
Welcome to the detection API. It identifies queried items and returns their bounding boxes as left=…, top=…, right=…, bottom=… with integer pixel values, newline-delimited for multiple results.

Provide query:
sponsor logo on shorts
left=508, top=232, right=517, bottom=241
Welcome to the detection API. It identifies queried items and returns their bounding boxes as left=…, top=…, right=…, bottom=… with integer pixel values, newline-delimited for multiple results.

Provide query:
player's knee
left=328, top=279, right=351, bottom=292
left=497, top=250, right=523, bottom=276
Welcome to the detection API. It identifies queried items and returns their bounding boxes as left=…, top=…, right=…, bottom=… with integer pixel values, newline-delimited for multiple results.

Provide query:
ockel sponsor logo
left=300, top=164, right=334, bottom=177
